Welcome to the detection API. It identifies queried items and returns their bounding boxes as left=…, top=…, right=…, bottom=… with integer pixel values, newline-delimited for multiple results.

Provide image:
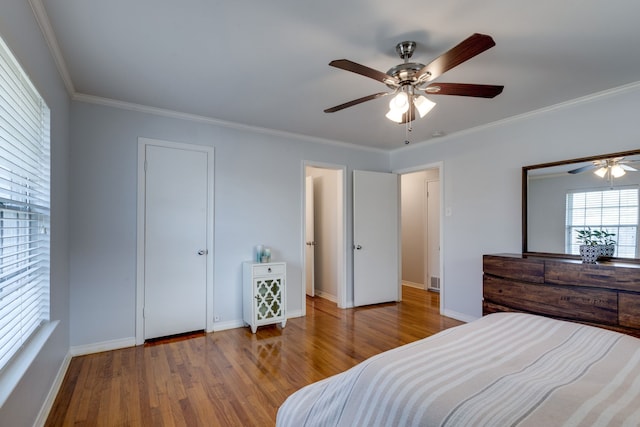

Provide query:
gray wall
left=69, top=102, right=388, bottom=347
left=3, top=2, right=640, bottom=423
left=0, top=2, right=71, bottom=426
left=391, top=84, right=640, bottom=320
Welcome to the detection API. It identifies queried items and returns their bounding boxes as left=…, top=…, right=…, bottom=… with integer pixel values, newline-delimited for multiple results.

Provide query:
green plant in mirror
left=576, top=227, right=616, bottom=246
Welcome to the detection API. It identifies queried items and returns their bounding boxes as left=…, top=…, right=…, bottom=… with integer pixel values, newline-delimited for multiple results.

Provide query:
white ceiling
left=35, top=0, right=640, bottom=151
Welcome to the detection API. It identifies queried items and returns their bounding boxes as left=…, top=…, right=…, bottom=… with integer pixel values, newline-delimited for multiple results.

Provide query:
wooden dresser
left=483, top=254, right=640, bottom=337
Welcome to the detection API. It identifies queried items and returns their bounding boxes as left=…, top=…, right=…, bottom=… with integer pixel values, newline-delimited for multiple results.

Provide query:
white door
left=305, top=176, right=315, bottom=297
left=426, top=180, right=440, bottom=290
left=144, top=144, right=209, bottom=340
left=353, top=170, right=400, bottom=306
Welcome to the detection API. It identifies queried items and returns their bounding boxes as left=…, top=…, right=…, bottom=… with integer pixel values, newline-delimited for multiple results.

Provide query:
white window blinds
left=566, top=188, right=639, bottom=257
left=0, top=35, right=50, bottom=373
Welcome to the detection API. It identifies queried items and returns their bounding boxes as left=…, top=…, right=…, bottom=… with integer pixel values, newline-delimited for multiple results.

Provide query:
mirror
left=523, top=149, right=640, bottom=260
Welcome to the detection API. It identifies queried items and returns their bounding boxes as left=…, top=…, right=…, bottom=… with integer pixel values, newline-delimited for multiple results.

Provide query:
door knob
left=197, top=249, right=208, bottom=255
left=354, top=245, right=362, bottom=250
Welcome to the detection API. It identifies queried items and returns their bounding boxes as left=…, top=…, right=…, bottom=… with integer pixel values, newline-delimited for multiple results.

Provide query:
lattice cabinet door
left=243, top=262, right=287, bottom=333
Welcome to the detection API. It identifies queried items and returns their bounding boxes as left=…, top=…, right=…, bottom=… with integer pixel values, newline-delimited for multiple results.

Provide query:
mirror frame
left=522, top=148, right=640, bottom=262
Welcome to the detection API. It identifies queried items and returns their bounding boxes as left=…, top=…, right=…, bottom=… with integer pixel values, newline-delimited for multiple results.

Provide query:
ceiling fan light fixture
left=611, top=164, right=626, bottom=178
left=413, top=95, right=436, bottom=118
left=594, top=167, right=608, bottom=178
left=388, top=91, right=409, bottom=113
left=385, top=108, right=404, bottom=123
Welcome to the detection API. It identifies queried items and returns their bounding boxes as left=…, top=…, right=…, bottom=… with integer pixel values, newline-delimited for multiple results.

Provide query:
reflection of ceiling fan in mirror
left=568, top=157, right=640, bottom=178
left=324, top=33, right=504, bottom=124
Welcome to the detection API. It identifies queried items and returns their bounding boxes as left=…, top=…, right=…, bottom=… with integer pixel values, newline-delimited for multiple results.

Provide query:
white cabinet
left=243, top=262, right=286, bottom=333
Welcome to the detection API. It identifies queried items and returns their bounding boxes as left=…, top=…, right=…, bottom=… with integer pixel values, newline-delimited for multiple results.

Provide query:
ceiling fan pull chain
left=404, top=104, right=412, bottom=145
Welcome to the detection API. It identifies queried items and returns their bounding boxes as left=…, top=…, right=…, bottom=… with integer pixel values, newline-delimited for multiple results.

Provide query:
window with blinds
left=0, top=35, right=50, bottom=373
left=566, top=188, right=639, bottom=257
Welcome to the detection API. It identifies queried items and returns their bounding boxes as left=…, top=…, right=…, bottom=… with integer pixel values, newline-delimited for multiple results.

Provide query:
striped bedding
left=276, top=312, right=640, bottom=426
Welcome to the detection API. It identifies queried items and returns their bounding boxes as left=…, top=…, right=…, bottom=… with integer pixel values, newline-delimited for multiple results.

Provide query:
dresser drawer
left=253, top=263, right=285, bottom=276
left=483, top=275, right=618, bottom=325
left=546, top=261, right=640, bottom=291
left=619, top=293, right=640, bottom=328
left=483, top=255, right=544, bottom=283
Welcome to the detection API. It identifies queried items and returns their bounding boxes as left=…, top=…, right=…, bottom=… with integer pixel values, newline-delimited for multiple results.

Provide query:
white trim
left=392, top=81, right=640, bottom=154
left=26, top=3, right=640, bottom=156
left=212, top=320, right=245, bottom=332
left=28, top=0, right=75, bottom=95
left=286, top=309, right=304, bottom=319
left=402, top=280, right=424, bottom=289
left=136, top=138, right=215, bottom=345
left=74, top=92, right=386, bottom=154
left=34, top=351, right=72, bottom=427
left=424, top=177, right=441, bottom=293
left=302, top=162, right=348, bottom=312
left=315, top=290, right=338, bottom=303
left=443, top=309, right=477, bottom=324
left=0, top=321, right=58, bottom=408
left=69, top=337, right=136, bottom=357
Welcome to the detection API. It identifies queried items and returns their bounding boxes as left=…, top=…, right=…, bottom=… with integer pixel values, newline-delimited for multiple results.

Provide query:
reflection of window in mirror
left=525, top=150, right=640, bottom=258
left=565, top=188, right=639, bottom=257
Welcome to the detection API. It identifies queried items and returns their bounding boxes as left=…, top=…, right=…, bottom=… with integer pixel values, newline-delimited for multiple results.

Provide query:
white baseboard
left=212, top=311, right=305, bottom=331
left=69, top=337, right=136, bottom=357
left=286, top=309, right=303, bottom=318
left=443, top=309, right=478, bottom=324
left=315, top=290, right=337, bottom=303
left=34, top=351, right=72, bottom=427
left=212, top=319, right=245, bottom=332
left=402, top=281, right=425, bottom=289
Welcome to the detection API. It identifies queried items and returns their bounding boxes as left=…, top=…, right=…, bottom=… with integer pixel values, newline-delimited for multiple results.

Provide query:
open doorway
left=303, top=163, right=346, bottom=313
left=400, top=166, right=442, bottom=310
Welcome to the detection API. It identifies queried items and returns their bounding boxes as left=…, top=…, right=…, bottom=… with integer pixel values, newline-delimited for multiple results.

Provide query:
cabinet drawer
left=253, top=263, right=285, bottom=276
left=620, top=293, right=640, bottom=328
left=546, top=261, right=640, bottom=291
left=484, top=275, right=618, bottom=325
left=483, top=255, right=544, bottom=283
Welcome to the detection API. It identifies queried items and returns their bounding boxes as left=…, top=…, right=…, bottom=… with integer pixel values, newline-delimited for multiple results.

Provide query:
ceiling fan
left=324, top=33, right=504, bottom=124
left=568, top=157, right=639, bottom=177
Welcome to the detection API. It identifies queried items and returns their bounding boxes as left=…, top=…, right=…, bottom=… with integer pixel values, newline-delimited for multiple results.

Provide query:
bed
left=276, top=312, right=640, bottom=426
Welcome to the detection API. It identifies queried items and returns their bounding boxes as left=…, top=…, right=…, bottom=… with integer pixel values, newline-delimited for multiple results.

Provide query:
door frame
left=424, top=177, right=440, bottom=291
left=305, top=176, right=315, bottom=297
left=301, top=161, right=347, bottom=313
left=136, top=137, right=215, bottom=345
left=395, top=161, right=444, bottom=314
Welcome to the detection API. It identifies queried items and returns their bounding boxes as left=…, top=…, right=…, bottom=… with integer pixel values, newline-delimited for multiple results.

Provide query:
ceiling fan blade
left=329, top=59, right=399, bottom=86
left=415, top=33, right=496, bottom=82
left=424, top=83, right=504, bottom=98
left=568, top=163, right=598, bottom=174
left=620, top=164, right=638, bottom=171
left=324, top=92, right=389, bottom=113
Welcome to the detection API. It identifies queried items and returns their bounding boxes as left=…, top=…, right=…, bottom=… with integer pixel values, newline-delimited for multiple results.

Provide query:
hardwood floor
left=46, top=286, right=462, bottom=426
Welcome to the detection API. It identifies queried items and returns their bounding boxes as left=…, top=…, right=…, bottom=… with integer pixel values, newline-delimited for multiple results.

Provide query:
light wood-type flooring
left=46, top=286, right=463, bottom=426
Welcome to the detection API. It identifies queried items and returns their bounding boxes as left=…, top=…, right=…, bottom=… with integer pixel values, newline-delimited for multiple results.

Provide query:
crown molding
left=28, top=0, right=75, bottom=95
left=73, top=93, right=387, bottom=154
left=28, top=0, right=386, bottom=154
left=392, top=80, right=640, bottom=155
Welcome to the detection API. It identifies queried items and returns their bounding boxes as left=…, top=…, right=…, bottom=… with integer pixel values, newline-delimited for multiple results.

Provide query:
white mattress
left=276, top=312, right=640, bottom=426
